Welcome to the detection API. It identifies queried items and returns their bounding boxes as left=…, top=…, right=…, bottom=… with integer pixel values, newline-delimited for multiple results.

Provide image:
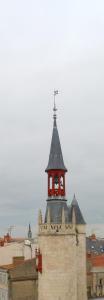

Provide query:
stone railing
left=38, top=223, right=76, bottom=235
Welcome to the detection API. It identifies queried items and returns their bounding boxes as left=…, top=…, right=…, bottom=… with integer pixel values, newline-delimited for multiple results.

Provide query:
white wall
left=0, top=239, right=38, bottom=266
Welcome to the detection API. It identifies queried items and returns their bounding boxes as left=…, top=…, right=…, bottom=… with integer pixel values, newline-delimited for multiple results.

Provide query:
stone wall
left=38, top=222, right=87, bottom=300
left=76, top=224, right=87, bottom=300
left=9, top=259, right=38, bottom=300
left=38, top=233, right=77, bottom=300
left=10, top=280, right=38, bottom=300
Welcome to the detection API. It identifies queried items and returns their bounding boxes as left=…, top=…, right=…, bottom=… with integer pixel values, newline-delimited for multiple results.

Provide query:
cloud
left=0, top=0, right=104, bottom=234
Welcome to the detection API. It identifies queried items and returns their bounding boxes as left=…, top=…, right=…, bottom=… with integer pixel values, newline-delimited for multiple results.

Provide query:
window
left=49, top=176, right=52, bottom=189
left=99, top=279, right=103, bottom=285
left=54, top=176, right=59, bottom=189
left=60, top=176, right=64, bottom=189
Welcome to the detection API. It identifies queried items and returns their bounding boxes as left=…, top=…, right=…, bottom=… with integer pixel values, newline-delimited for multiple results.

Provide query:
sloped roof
left=45, top=195, right=86, bottom=225
left=86, top=236, right=104, bottom=254
left=45, top=199, right=71, bottom=224
left=0, top=258, right=36, bottom=271
left=70, top=194, right=86, bottom=225
left=45, top=119, right=67, bottom=172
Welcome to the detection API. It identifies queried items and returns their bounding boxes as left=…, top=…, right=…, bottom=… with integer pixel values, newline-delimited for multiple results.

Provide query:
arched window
left=49, top=176, right=52, bottom=189
left=54, top=175, right=59, bottom=189
left=60, top=176, right=64, bottom=189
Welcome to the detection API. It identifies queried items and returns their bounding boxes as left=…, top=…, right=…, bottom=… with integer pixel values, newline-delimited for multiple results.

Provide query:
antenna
left=7, top=226, right=14, bottom=236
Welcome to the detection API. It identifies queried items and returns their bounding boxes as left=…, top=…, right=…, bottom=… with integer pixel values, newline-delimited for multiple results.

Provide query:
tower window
left=60, top=176, right=64, bottom=189
left=54, top=176, right=59, bottom=189
left=49, top=176, right=52, bottom=189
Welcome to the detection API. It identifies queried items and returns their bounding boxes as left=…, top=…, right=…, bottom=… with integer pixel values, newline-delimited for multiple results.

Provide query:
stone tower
left=38, top=93, right=87, bottom=300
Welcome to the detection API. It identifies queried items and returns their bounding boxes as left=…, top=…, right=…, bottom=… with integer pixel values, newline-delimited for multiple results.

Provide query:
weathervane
left=53, top=90, right=58, bottom=124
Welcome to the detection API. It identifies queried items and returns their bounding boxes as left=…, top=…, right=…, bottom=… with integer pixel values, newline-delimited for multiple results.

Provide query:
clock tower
left=38, top=92, right=87, bottom=300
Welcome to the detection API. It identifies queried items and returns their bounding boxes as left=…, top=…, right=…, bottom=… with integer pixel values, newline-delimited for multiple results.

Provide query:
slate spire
left=71, top=194, right=86, bottom=225
left=28, top=223, right=32, bottom=239
left=45, top=95, right=67, bottom=172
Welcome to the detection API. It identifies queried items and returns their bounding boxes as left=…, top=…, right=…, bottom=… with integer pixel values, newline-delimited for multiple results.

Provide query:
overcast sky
left=0, top=0, right=104, bottom=236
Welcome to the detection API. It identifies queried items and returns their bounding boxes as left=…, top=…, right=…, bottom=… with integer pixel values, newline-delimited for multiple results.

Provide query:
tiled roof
left=0, top=258, right=36, bottom=271
left=45, top=120, right=67, bottom=172
left=86, top=236, right=104, bottom=254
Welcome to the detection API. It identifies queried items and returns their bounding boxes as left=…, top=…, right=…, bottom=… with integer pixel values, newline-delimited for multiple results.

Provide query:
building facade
left=38, top=98, right=87, bottom=300
left=87, top=235, right=104, bottom=298
left=0, top=269, right=8, bottom=300
left=0, top=257, right=38, bottom=300
left=0, top=237, right=37, bottom=266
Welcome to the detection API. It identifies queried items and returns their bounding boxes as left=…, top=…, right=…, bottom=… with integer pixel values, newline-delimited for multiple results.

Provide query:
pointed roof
left=28, top=223, right=32, bottom=239
left=45, top=118, right=67, bottom=172
left=71, top=194, right=86, bottom=225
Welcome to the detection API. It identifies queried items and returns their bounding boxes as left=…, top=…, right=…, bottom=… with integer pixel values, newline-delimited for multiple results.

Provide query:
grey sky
left=0, top=0, right=104, bottom=236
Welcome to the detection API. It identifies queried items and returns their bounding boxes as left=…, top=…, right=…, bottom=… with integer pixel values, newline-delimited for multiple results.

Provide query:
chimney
left=13, top=256, right=24, bottom=265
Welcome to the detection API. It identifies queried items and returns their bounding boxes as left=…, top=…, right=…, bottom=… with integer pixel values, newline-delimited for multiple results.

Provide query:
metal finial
left=53, top=90, right=58, bottom=126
